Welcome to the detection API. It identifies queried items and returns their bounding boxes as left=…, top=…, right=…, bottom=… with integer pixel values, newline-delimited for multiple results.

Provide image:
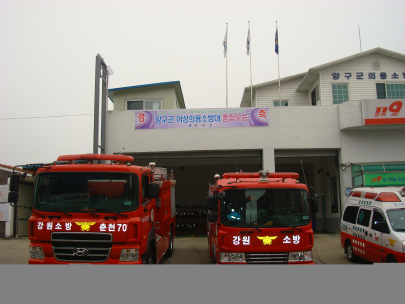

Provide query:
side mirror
left=207, top=211, right=218, bottom=222
left=207, top=193, right=215, bottom=211
left=146, top=183, right=160, bottom=199
left=207, top=193, right=219, bottom=211
left=218, top=192, right=226, bottom=201
left=311, top=194, right=320, bottom=213
left=8, top=191, right=19, bottom=204
left=9, top=174, right=21, bottom=193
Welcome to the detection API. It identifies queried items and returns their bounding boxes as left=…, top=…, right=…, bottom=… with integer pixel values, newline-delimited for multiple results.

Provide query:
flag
left=223, top=27, right=228, bottom=58
left=275, top=27, right=279, bottom=54
left=246, top=23, right=250, bottom=55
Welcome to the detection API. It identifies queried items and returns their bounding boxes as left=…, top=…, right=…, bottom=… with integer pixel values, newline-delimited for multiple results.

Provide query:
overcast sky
left=1, top=0, right=404, bottom=167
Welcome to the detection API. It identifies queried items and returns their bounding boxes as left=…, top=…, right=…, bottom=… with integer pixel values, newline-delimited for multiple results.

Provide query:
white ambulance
left=340, top=186, right=405, bottom=263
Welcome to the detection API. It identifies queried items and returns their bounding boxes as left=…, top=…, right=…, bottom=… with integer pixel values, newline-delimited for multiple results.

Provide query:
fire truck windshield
left=33, top=172, right=139, bottom=213
left=220, top=188, right=311, bottom=228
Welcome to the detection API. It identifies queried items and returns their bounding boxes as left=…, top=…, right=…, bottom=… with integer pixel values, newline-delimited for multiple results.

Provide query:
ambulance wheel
left=345, top=240, right=357, bottom=263
left=385, top=255, right=397, bottom=263
left=165, top=225, right=174, bottom=258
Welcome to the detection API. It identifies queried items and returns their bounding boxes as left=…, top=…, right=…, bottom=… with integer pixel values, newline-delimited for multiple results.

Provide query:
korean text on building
left=135, top=108, right=269, bottom=129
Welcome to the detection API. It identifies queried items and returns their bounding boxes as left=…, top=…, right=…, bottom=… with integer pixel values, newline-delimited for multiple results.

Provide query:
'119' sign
left=363, top=99, right=405, bottom=125
left=374, top=101, right=402, bottom=117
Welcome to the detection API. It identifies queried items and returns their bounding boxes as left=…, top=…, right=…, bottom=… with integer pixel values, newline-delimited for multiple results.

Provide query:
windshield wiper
left=80, top=208, right=99, bottom=217
left=96, top=209, right=128, bottom=217
left=394, top=228, right=405, bottom=232
left=286, top=225, right=303, bottom=231
left=244, top=223, right=261, bottom=232
left=25, top=206, right=46, bottom=218
left=46, top=205, right=72, bottom=217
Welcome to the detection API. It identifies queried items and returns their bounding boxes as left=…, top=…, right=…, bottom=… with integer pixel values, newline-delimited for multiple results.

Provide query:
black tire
left=143, top=244, right=156, bottom=264
left=212, top=244, right=217, bottom=264
left=165, top=226, right=174, bottom=258
left=385, top=255, right=397, bottom=263
left=345, top=240, right=357, bottom=263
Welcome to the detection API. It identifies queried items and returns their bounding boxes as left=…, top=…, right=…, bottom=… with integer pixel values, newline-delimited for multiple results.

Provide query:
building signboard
left=0, top=185, right=10, bottom=221
left=135, top=108, right=269, bottom=129
left=364, top=172, right=405, bottom=187
left=362, top=99, right=405, bottom=125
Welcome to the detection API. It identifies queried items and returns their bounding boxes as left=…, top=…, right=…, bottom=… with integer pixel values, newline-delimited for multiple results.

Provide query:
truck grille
left=245, top=252, right=289, bottom=264
left=51, top=232, right=113, bottom=262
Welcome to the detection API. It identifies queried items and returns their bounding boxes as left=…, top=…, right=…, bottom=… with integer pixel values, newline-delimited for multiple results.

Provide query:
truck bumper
left=29, top=258, right=144, bottom=264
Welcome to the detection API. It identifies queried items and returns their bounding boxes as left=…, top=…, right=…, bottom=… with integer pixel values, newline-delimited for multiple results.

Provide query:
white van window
left=386, top=208, right=405, bottom=232
left=343, top=206, right=359, bottom=224
left=357, top=209, right=372, bottom=227
left=371, top=210, right=389, bottom=233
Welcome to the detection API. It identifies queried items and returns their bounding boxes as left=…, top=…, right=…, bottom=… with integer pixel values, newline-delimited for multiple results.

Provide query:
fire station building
left=105, top=47, right=405, bottom=233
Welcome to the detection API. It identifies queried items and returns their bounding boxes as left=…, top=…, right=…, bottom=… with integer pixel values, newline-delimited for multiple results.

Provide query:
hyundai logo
left=73, top=248, right=89, bottom=256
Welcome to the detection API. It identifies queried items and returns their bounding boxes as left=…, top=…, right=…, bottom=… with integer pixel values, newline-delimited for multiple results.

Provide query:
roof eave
left=108, top=81, right=186, bottom=108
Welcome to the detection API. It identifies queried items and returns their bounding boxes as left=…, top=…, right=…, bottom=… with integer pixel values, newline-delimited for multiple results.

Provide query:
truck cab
left=207, top=170, right=314, bottom=264
left=8, top=154, right=176, bottom=264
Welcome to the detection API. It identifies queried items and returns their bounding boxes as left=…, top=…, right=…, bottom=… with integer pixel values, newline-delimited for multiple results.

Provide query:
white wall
left=320, top=54, right=405, bottom=105
left=112, top=86, right=177, bottom=111
left=339, top=128, right=405, bottom=207
left=105, top=106, right=341, bottom=165
left=255, top=77, right=308, bottom=107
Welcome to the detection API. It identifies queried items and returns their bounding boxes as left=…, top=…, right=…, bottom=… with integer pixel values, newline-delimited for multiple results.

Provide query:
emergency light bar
left=57, top=154, right=134, bottom=163
left=222, top=172, right=299, bottom=179
left=350, top=191, right=401, bottom=202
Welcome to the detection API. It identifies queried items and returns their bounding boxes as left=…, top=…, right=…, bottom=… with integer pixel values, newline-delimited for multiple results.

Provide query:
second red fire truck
left=207, top=170, right=315, bottom=264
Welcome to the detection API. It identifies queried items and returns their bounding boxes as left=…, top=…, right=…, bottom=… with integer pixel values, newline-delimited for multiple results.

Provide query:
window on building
left=127, top=99, right=162, bottom=110
left=273, top=100, right=288, bottom=107
left=311, top=86, right=319, bottom=106
left=376, top=83, right=405, bottom=99
left=376, top=83, right=387, bottom=99
left=332, top=84, right=349, bottom=104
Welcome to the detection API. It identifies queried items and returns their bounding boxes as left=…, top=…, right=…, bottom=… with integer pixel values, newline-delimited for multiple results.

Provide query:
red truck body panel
left=26, top=154, right=175, bottom=264
left=208, top=171, right=314, bottom=264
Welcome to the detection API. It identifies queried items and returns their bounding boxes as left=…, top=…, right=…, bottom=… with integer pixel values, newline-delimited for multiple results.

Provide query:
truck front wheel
left=144, top=244, right=156, bottom=264
left=165, top=225, right=174, bottom=258
left=212, top=244, right=217, bottom=264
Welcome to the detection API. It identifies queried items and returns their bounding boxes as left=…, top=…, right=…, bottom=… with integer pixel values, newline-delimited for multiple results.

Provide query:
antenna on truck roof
left=300, top=159, right=307, bottom=185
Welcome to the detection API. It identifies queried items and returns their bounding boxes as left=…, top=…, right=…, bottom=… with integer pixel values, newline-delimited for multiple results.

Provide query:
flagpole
left=226, top=23, right=228, bottom=108
left=249, top=21, right=253, bottom=108
left=276, top=21, right=281, bottom=104
left=358, top=25, right=362, bottom=53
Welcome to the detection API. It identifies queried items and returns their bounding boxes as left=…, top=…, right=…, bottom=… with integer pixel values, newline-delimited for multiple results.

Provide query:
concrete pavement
left=0, top=233, right=360, bottom=264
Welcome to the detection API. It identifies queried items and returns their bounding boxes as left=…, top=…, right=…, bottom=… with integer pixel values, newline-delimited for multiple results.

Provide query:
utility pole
left=93, top=54, right=113, bottom=157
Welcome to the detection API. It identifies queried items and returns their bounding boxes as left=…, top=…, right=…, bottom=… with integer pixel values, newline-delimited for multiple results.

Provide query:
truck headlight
left=219, top=252, right=246, bottom=263
left=29, top=246, right=44, bottom=260
left=288, top=251, right=312, bottom=262
left=120, top=249, right=139, bottom=262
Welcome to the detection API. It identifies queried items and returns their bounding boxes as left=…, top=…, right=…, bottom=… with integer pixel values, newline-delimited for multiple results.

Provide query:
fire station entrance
left=125, top=148, right=340, bottom=233
left=275, top=150, right=341, bottom=232
left=126, top=150, right=262, bottom=235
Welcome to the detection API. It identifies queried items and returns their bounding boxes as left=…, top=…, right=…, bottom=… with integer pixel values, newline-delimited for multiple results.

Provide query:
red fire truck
left=207, top=170, right=315, bottom=264
left=8, top=154, right=176, bottom=264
